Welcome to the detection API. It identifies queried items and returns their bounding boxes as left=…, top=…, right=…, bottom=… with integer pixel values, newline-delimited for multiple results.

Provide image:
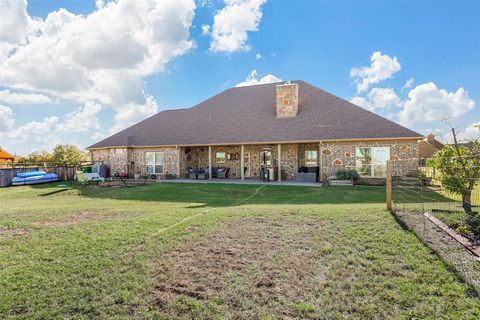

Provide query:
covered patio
left=182, top=142, right=322, bottom=183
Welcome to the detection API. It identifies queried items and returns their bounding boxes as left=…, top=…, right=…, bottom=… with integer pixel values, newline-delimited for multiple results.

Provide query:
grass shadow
left=40, top=189, right=70, bottom=196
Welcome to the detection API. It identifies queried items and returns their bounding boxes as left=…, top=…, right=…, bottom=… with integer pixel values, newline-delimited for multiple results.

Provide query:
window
left=261, top=149, right=272, bottom=166
left=114, top=148, right=125, bottom=155
left=145, top=152, right=164, bottom=174
left=355, top=147, right=390, bottom=177
left=305, top=150, right=318, bottom=166
left=216, top=152, right=226, bottom=163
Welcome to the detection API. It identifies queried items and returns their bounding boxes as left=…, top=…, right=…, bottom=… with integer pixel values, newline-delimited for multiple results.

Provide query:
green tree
left=16, top=150, right=54, bottom=163
left=52, top=144, right=88, bottom=164
left=432, top=142, right=480, bottom=214
left=431, top=118, right=480, bottom=215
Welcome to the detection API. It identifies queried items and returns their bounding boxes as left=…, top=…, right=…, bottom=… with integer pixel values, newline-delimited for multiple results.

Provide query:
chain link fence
left=390, top=159, right=480, bottom=294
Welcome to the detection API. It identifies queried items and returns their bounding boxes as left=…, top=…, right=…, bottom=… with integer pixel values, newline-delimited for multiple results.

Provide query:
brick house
left=418, top=134, right=444, bottom=165
left=88, top=81, right=422, bottom=182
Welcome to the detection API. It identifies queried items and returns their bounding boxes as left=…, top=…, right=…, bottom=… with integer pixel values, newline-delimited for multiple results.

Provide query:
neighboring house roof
left=89, top=80, right=422, bottom=149
left=448, top=142, right=474, bottom=149
left=422, top=135, right=444, bottom=150
left=0, top=148, right=15, bottom=160
left=419, top=135, right=444, bottom=160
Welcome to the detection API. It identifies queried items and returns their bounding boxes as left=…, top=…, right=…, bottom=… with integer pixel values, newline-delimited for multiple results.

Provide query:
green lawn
left=1, top=183, right=479, bottom=319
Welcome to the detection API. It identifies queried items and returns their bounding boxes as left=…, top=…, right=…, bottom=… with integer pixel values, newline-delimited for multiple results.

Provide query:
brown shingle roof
left=0, top=148, right=15, bottom=160
left=88, top=80, right=422, bottom=149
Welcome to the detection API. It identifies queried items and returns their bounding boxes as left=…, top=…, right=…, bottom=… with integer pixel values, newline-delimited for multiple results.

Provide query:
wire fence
left=390, top=159, right=480, bottom=294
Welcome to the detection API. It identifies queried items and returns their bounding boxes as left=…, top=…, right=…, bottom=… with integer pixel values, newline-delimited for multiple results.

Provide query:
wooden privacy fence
left=0, top=165, right=78, bottom=187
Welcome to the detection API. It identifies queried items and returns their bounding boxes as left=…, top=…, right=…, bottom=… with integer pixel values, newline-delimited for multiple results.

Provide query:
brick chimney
left=276, top=81, right=298, bottom=118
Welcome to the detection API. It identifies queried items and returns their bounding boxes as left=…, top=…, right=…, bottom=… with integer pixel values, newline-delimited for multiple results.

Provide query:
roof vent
left=276, top=81, right=298, bottom=118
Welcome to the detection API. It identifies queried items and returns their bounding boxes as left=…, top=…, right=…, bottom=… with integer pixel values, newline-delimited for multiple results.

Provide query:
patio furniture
left=84, top=173, right=105, bottom=182
left=199, top=167, right=220, bottom=179
left=217, top=167, right=230, bottom=179
left=298, top=166, right=319, bottom=181
left=295, top=172, right=317, bottom=183
left=76, top=171, right=104, bottom=187
left=259, top=167, right=271, bottom=182
left=197, top=172, right=208, bottom=180
left=189, top=171, right=198, bottom=179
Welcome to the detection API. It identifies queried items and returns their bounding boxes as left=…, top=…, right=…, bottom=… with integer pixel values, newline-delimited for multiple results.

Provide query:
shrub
left=406, top=169, right=427, bottom=179
left=466, top=214, right=480, bottom=243
left=335, top=169, right=359, bottom=181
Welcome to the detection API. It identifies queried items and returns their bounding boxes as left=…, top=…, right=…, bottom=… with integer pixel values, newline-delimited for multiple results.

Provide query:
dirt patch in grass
left=150, top=216, right=329, bottom=318
left=0, top=227, right=28, bottom=239
left=33, top=211, right=119, bottom=227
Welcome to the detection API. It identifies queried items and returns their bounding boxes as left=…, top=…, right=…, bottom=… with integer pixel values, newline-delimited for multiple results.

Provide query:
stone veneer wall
left=90, top=148, right=127, bottom=175
left=276, top=83, right=298, bottom=118
left=91, top=147, right=181, bottom=177
left=91, top=139, right=419, bottom=181
left=319, top=140, right=419, bottom=181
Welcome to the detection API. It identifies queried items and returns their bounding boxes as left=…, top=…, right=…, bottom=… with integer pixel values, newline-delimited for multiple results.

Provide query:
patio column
left=277, top=144, right=281, bottom=182
left=208, top=146, right=212, bottom=180
left=241, top=145, right=245, bottom=180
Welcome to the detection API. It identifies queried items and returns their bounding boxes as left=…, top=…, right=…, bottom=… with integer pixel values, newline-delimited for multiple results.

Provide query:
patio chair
left=197, top=171, right=208, bottom=180
left=217, top=167, right=230, bottom=179
left=84, top=173, right=105, bottom=183
left=76, top=171, right=103, bottom=187
left=189, top=171, right=198, bottom=179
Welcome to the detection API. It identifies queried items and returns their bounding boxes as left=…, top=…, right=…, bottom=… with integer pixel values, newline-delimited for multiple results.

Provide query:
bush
left=335, top=169, right=359, bottom=181
left=466, top=214, right=480, bottom=243
left=406, top=169, right=427, bottom=179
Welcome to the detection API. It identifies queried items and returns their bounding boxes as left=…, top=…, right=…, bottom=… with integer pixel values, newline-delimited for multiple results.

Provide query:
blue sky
left=0, top=0, right=478, bottom=155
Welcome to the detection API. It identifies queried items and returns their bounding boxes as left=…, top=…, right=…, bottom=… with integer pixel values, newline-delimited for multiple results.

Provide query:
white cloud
left=419, top=127, right=450, bottom=142
left=0, top=0, right=31, bottom=44
left=235, top=69, right=282, bottom=87
left=112, top=95, right=158, bottom=130
left=199, top=0, right=213, bottom=7
left=350, top=51, right=401, bottom=93
left=401, top=78, right=414, bottom=92
left=368, top=88, right=401, bottom=108
left=209, top=0, right=266, bottom=53
left=0, top=101, right=104, bottom=153
left=349, top=96, right=371, bottom=111
left=350, top=87, right=400, bottom=111
left=95, top=0, right=106, bottom=9
left=3, top=116, right=61, bottom=153
left=0, top=105, right=15, bottom=131
left=398, top=82, right=476, bottom=126
left=255, top=53, right=262, bottom=59
left=464, top=122, right=480, bottom=141
left=0, top=0, right=196, bottom=138
left=57, top=101, right=103, bottom=133
left=201, top=24, right=211, bottom=35
left=0, top=90, right=51, bottom=105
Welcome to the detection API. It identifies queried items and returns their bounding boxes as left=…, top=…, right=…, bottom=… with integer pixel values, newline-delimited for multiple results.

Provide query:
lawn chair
left=76, top=171, right=103, bottom=187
